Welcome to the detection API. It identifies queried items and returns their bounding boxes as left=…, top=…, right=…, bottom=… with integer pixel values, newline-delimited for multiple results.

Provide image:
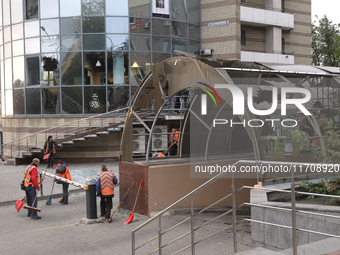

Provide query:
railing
left=132, top=160, right=340, bottom=255
left=2, top=107, right=129, bottom=159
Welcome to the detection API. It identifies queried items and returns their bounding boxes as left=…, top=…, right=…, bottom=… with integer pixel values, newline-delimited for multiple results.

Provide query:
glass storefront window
left=153, top=53, right=171, bottom=64
left=106, top=0, right=128, bottom=16
left=13, top=56, right=25, bottom=88
left=188, top=0, right=200, bottom=25
left=83, top=34, right=105, bottom=50
left=83, top=17, right=105, bottom=33
left=25, top=0, right=39, bottom=20
left=26, top=56, right=40, bottom=86
left=1, top=62, right=4, bottom=92
left=129, top=18, right=151, bottom=34
left=25, top=21, right=39, bottom=38
left=4, top=42, right=12, bottom=59
left=172, top=22, right=187, bottom=38
left=41, top=19, right=60, bottom=35
left=3, top=0, right=11, bottom=25
left=40, top=0, right=59, bottom=19
left=12, top=24, right=23, bottom=40
left=41, top=36, right=60, bottom=53
left=1, top=89, right=5, bottom=115
left=0, top=0, right=2, bottom=26
left=107, top=86, right=129, bottom=111
left=11, top=0, right=23, bottom=24
left=61, top=35, right=82, bottom=51
left=83, top=52, right=106, bottom=85
left=152, top=36, right=171, bottom=52
left=61, top=52, right=82, bottom=85
left=26, top=88, right=41, bottom=114
left=106, top=34, right=129, bottom=51
left=107, top=52, right=129, bottom=85
left=41, top=53, right=60, bottom=86
left=172, top=0, right=187, bottom=22
left=152, top=19, right=171, bottom=36
left=82, top=0, right=104, bottom=16
left=84, top=86, right=106, bottom=113
left=13, top=89, right=25, bottom=114
left=61, top=18, right=82, bottom=34
left=4, top=27, right=11, bottom=43
left=189, top=25, right=200, bottom=41
left=130, top=52, right=150, bottom=86
left=5, top=58, right=12, bottom=89
left=106, top=17, right=129, bottom=33
left=25, top=37, right=40, bottom=54
left=60, top=0, right=81, bottom=17
left=130, top=35, right=151, bottom=51
left=5, top=89, right=13, bottom=115
left=189, top=40, right=200, bottom=54
left=0, top=46, right=3, bottom=60
left=172, top=38, right=188, bottom=52
left=42, top=87, right=60, bottom=114
left=61, top=87, right=83, bottom=114
left=13, top=40, right=24, bottom=56
left=129, top=0, right=150, bottom=18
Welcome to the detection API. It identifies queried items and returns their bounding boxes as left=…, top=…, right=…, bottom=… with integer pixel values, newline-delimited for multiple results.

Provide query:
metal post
left=132, top=231, right=136, bottom=255
left=191, top=195, right=195, bottom=255
left=85, top=178, right=97, bottom=219
left=232, top=184, right=237, bottom=253
left=159, top=217, right=162, bottom=255
left=40, top=172, right=43, bottom=195
left=291, top=167, right=298, bottom=255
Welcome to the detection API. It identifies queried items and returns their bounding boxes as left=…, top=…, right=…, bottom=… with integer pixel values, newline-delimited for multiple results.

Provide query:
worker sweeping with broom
left=23, top=158, right=41, bottom=219
left=54, top=160, right=71, bottom=205
left=96, top=164, right=118, bottom=222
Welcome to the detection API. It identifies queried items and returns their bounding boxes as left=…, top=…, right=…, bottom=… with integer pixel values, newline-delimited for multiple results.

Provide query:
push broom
left=125, top=180, right=143, bottom=224
left=45, top=180, right=55, bottom=205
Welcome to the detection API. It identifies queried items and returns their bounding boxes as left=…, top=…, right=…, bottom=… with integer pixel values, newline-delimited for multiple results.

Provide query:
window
left=282, top=38, right=285, bottom=54
left=26, top=0, right=39, bottom=20
left=241, top=30, right=246, bottom=46
left=26, top=56, right=40, bottom=86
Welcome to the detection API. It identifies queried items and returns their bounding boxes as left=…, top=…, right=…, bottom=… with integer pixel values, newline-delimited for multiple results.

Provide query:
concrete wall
left=251, top=190, right=340, bottom=251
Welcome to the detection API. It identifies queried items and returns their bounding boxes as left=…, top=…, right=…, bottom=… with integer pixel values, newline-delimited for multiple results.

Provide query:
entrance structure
left=119, top=53, right=338, bottom=216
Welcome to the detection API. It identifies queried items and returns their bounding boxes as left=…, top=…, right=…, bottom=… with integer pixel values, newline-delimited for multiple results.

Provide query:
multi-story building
left=0, top=0, right=311, bottom=160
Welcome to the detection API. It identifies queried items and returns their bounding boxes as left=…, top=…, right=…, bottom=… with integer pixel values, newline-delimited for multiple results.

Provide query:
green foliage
left=312, top=15, right=340, bottom=66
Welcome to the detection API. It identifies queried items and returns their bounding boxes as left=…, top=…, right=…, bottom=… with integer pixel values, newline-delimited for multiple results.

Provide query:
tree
left=312, top=15, right=340, bottom=66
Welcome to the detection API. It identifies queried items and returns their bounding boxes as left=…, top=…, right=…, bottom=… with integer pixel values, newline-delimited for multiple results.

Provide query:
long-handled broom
left=108, top=181, right=134, bottom=223
left=22, top=170, right=47, bottom=212
left=125, top=180, right=143, bottom=224
left=45, top=180, right=55, bottom=205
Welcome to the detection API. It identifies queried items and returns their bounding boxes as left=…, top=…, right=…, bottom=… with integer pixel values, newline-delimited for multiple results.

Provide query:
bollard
left=85, top=178, right=97, bottom=219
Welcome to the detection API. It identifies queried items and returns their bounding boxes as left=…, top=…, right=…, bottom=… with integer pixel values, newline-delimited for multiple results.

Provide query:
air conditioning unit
left=145, top=21, right=151, bottom=29
left=200, top=48, right=212, bottom=56
left=133, top=128, right=146, bottom=154
left=152, top=125, right=168, bottom=151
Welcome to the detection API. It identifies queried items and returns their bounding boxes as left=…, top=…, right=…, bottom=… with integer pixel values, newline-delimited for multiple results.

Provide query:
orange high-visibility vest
left=56, top=165, right=72, bottom=180
left=45, top=140, right=56, bottom=154
left=98, top=171, right=115, bottom=196
left=24, top=165, right=39, bottom=188
left=171, top=131, right=179, bottom=145
left=156, top=152, right=165, bottom=157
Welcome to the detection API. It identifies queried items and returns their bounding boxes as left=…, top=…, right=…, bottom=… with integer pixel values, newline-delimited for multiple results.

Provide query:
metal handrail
left=2, top=107, right=128, bottom=146
left=132, top=160, right=340, bottom=255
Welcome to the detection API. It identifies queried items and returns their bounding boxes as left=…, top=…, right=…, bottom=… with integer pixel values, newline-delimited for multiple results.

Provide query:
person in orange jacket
left=55, top=160, right=71, bottom=205
left=170, top=128, right=179, bottom=155
left=44, top=135, right=57, bottom=168
left=24, top=158, right=41, bottom=219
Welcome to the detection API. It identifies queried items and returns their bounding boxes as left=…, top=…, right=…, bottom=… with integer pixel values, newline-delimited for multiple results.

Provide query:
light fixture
left=131, top=62, right=140, bottom=68
left=96, top=60, right=101, bottom=67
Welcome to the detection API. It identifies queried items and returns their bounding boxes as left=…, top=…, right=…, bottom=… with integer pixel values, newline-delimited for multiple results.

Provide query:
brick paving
left=0, top=162, right=252, bottom=254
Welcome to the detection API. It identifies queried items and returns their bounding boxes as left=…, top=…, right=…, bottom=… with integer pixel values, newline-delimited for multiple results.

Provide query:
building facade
left=0, top=0, right=311, bottom=149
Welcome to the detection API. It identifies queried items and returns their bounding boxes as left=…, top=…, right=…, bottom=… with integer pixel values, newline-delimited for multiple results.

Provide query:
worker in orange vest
left=44, top=135, right=57, bottom=168
left=24, top=158, right=41, bottom=219
left=170, top=128, right=179, bottom=155
left=153, top=152, right=165, bottom=157
left=96, top=164, right=118, bottom=221
left=55, top=160, right=72, bottom=205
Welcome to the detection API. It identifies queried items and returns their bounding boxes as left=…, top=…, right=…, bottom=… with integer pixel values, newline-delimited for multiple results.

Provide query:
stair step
left=72, top=138, right=86, bottom=142
left=31, top=150, right=43, bottom=154
left=96, top=131, right=109, bottom=135
left=22, top=153, right=33, bottom=157
left=108, top=127, right=121, bottom=132
left=84, top=134, right=97, bottom=139
left=61, top=141, right=74, bottom=145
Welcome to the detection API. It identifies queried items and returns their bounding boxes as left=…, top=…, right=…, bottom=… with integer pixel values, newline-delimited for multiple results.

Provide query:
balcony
left=240, top=6, right=294, bottom=30
left=241, top=51, right=294, bottom=64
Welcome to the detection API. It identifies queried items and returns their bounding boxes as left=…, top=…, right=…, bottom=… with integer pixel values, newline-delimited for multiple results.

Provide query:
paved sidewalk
left=0, top=162, right=252, bottom=255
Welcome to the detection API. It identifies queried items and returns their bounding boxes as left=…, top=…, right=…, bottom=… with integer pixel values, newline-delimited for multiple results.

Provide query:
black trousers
left=47, top=153, right=55, bottom=167
left=100, top=196, right=113, bottom=219
left=62, top=183, right=69, bottom=202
